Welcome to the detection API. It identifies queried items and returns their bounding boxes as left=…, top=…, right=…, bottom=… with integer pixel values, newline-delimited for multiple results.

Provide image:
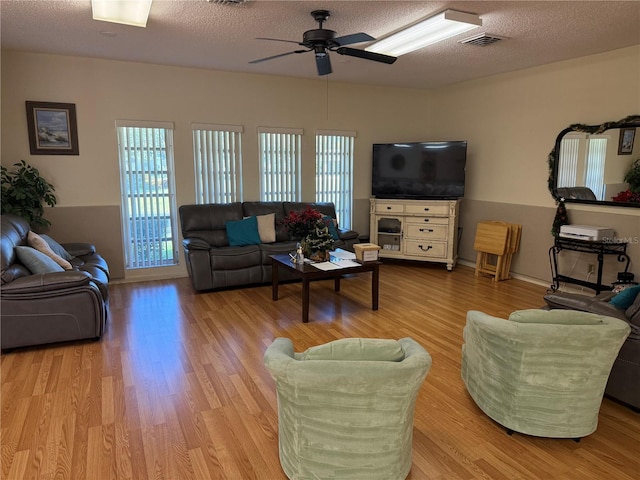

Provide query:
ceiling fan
left=249, top=10, right=397, bottom=76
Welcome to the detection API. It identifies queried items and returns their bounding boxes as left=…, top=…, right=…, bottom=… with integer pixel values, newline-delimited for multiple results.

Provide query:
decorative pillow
left=323, top=215, right=340, bottom=241
left=509, top=309, right=603, bottom=325
left=302, top=338, right=405, bottom=362
left=15, top=246, right=65, bottom=274
left=610, top=284, right=640, bottom=309
left=40, top=234, right=74, bottom=261
left=256, top=213, right=276, bottom=243
left=27, top=231, right=72, bottom=270
left=225, top=216, right=261, bottom=246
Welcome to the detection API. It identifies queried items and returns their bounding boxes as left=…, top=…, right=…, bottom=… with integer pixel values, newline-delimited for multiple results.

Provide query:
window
left=258, top=127, right=302, bottom=201
left=557, top=134, right=581, bottom=188
left=116, top=120, right=179, bottom=269
left=584, top=136, right=608, bottom=201
left=192, top=124, right=243, bottom=204
left=316, top=130, right=355, bottom=229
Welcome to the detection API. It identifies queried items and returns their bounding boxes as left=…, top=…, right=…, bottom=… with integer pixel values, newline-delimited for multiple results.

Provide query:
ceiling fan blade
left=249, top=50, right=307, bottom=64
left=335, top=47, right=397, bottom=65
left=334, top=32, right=375, bottom=46
left=255, top=37, right=301, bottom=45
left=316, top=54, right=332, bottom=76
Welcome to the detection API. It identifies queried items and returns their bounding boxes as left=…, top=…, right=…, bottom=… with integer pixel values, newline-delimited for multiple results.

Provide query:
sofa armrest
left=1, top=270, right=93, bottom=295
left=62, top=242, right=96, bottom=257
left=183, top=238, right=211, bottom=250
left=338, top=228, right=359, bottom=241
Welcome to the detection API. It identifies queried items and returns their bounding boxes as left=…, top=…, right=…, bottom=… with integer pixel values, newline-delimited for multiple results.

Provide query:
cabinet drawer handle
left=424, top=207, right=430, bottom=211
left=418, top=245, right=432, bottom=251
left=419, top=228, right=434, bottom=233
left=423, top=218, right=430, bottom=222
left=386, top=206, right=392, bottom=210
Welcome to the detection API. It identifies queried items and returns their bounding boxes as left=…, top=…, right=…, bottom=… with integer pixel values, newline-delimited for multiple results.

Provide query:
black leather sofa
left=179, top=201, right=360, bottom=291
left=544, top=290, right=640, bottom=411
left=0, top=214, right=109, bottom=350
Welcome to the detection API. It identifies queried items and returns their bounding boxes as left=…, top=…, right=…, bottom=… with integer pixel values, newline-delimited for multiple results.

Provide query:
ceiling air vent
left=459, top=33, right=505, bottom=46
left=207, top=0, right=247, bottom=5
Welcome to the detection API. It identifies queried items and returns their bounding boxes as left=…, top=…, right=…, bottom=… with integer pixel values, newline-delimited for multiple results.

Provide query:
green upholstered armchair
left=264, top=337, right=431, bottom=480
left=461, top=309, right=630, bottom=439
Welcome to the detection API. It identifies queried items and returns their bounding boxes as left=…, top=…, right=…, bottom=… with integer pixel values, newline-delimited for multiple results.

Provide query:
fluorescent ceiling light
left=92, top=0, right=153, bottom=28
left=366, top=10, right=482, bottom=56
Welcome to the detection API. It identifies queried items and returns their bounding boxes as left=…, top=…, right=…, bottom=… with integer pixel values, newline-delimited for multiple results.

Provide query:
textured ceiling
left=1, top=0, right=639, bottom=89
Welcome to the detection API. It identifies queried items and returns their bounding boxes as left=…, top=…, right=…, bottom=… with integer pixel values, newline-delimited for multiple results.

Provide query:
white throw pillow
left=27, top=231, right=73, bottom=270
left=256, top=213, right=276, bottom=243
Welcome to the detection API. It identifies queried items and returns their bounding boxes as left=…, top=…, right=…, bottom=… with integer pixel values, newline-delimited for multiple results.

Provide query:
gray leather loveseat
left=179, top=201, right=359, bottom=291
left=0, top=214, right=109, bottom=350
left=544, top=289, right=640, bottom=411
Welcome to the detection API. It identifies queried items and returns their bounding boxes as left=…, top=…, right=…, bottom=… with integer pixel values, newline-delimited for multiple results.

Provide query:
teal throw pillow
left=610, top=284, right=640, bottom=309
left=323, top=215, right=340, bottom=241
left=40, top=234, right=74, bottom=260
left=226, top=216, right=261, bottom=246
left=15, top=246, right=65, bottom=274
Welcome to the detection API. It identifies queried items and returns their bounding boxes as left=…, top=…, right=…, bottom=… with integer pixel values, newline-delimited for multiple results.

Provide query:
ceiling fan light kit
left=367, top=9, right=482, bottom=56
left=91, top=0, right=153, bottom=28
left=249, top=10, right=397, bottom=76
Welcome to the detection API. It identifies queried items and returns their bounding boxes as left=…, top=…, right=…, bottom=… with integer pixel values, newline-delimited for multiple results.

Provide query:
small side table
left=548, top=237, right=630, bottom=294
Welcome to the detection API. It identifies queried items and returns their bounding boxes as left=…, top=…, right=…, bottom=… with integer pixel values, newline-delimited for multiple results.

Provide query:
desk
left=271, top=254, right=380, bottom=323
left=549, top=237, right=629, bottom=294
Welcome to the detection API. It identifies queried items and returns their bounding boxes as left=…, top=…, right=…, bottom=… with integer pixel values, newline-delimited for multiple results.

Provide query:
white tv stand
left=369, top=197, right=460, bottom=271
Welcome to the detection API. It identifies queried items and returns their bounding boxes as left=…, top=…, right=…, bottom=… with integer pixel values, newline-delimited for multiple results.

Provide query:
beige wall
left=1, top=51, right=434, bottom=280
left=2, top=46, right=639, bottom=286
left=431, top=45, right=640, bottom=285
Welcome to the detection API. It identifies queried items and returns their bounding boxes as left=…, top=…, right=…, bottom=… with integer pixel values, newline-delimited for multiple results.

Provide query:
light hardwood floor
left=1, top=263, right=639, bottom=480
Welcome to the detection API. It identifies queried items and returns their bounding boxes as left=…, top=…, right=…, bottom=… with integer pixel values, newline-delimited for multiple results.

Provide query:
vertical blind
left=258, top=128, right=302, bottom=201
left=116, top=121, right=178, bottom=269
left=192, top=124, right=243, bottom=204
left=558, top=135, right=580, bottom=188
left=316, top=130, right=355, bottom=229
left=584, top=136, right=608, bottom=201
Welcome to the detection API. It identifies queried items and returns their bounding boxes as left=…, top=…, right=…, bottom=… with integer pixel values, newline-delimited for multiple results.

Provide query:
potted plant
left=1, top=160, right=57, bottom=228
left=612, top=158, right=640, bottom=202
left=624, top=158, right=640, bottom=193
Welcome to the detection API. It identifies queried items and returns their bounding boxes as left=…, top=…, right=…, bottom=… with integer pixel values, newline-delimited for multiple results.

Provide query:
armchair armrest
left=62, top=242, right=96, bottom=257
left=183, top=238, right=211, bottom=250
left=1, top=270, right=93, bottom=295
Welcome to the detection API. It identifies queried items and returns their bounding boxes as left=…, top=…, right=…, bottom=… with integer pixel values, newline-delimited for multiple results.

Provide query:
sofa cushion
left=40, top=234, right=74, bottom=261
left=15, top=246, right=65, bottom=274
left=27, top=231, right=72, bottom=270
left=610, top=285, right=640, bottom=309
left=256, top=213, right=276, bottom=243
left=226, top=216, right=261, bottom=246
left=301, top=338, right=405, bottom=362
left=625, top=290, right=640, bottom=327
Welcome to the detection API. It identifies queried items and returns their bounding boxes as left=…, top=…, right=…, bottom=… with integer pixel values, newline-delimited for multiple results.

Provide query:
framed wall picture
left=618, top=127, right=636, bottom=155
left=25, top=101, right=79, bottom=155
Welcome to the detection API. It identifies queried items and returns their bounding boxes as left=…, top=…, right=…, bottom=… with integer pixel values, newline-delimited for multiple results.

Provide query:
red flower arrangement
left=281, top=206, right=325, bottom=239
left=612, top=189, right=640, bottom=203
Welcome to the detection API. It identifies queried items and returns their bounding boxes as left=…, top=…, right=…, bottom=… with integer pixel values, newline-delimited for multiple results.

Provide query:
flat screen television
left=372, top=141, right=467, bottom=199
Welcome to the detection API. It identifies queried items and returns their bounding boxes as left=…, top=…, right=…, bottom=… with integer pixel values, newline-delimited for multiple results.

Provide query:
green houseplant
left=1, top=160, right=57, bottom=228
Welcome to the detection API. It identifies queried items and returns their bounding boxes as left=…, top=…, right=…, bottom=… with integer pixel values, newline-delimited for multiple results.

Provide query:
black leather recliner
left=0, top=214, right=109, bottom=350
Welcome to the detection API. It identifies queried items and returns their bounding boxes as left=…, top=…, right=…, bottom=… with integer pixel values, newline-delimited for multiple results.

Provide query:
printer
left=559, top=224, right=615, bottom=242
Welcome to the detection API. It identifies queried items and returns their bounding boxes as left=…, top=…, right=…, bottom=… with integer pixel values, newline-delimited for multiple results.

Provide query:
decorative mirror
left=549, top=115, right=640, bottom=207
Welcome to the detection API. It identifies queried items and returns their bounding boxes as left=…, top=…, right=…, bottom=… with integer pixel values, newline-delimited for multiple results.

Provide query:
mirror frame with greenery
left=548, top=115, right=640, bottom=208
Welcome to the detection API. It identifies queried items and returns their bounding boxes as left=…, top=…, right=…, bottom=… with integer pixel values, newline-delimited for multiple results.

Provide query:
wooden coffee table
left=270, top=254, right=380, bottom=323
